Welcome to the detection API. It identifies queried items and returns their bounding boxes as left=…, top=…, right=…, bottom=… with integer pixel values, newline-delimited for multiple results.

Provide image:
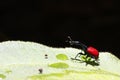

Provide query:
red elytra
left=86, top=46, right=99, bottom=59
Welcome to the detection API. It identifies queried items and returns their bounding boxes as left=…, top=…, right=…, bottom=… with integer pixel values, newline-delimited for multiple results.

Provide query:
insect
left=45, top=54, right=48, bottom=59
left=67, top=36, right=99, bottom=65
left=38, top=68, right=43, bottom=74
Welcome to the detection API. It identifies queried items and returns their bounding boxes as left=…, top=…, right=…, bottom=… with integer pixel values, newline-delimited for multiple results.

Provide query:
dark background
left=0, top=0, right=120, bottom=58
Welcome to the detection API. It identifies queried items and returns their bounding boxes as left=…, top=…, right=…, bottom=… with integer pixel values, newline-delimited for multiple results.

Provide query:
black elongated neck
left=67, top=36, right=87, bottom=50
left=71, top=41, right=87, bottom=50
left=76, top=41, right=87, bottom=49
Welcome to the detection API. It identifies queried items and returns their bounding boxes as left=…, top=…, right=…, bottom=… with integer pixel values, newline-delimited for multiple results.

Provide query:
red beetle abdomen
left=86, top=46, right=99, bottom=58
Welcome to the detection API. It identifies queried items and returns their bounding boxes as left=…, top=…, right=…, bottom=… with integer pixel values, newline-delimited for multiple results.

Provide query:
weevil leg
left=75, top=52, right=83, bottom=59
left=71, top=52, right=82, bottom=61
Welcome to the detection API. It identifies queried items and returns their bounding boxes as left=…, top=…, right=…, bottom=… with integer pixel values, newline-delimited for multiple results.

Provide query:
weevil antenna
left=67, top=36, right=87, bottom=50
left=67, top=36, right=72, bottom=41
left=67, top=36, right=77, bottom=45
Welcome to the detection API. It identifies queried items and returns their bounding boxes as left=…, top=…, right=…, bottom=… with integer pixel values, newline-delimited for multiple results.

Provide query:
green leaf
left=56, top=54, right=68, bottom=60
left=48, top=62, right=69, bottom=69
left=0, top=74, right=6, bottom=79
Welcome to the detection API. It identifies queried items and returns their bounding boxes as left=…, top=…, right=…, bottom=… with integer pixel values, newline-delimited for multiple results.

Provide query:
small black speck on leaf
left=38, top=68, right=43, bottom=74
left=45, top=54, right=48, bottom=59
